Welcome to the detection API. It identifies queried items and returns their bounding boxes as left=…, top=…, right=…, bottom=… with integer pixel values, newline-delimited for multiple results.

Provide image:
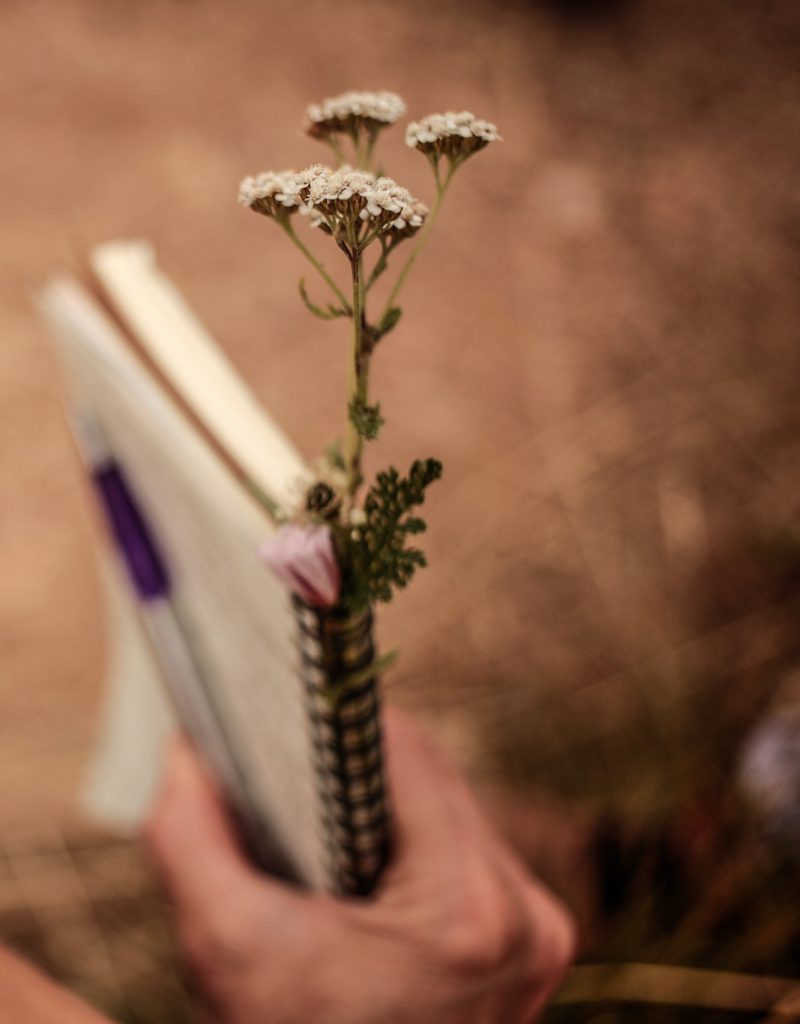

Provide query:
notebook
left=37, top=242, right=390, bottom=896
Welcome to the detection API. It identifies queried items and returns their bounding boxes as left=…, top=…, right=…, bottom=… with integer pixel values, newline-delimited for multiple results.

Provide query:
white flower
left=299, top=165, right=426, bottom=247
left=306, top=91, right=406, bottom=139
left=239, top=163, right=426, bottom=249
left=405, top=111, right=500, bottom=164
left=238, top=170, right=302, bottom=218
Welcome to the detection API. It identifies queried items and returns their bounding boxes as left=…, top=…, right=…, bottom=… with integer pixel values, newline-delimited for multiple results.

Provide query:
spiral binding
left=292, top=596, right=391, bottom=895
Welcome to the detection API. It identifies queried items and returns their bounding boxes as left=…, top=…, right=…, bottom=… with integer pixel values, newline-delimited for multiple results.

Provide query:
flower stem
left=282, top=220, right=350, bottom=312
left=344, top=254, right=368, bottom=499
left=379, top=165, right=456, bottom=322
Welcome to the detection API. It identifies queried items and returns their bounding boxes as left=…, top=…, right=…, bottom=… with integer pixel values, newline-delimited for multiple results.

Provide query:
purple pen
left=92, top=458, right=170, bottom=601
left=70, top=410, right=286, bottom=874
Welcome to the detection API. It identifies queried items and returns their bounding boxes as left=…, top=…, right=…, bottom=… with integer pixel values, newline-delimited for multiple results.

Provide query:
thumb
left=144, top=737, right=292, bottom=923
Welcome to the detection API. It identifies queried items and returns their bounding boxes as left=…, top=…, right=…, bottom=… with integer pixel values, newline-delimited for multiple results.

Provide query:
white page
left=39, top=278, right=327, bottom=889
left=82, top=551, right=177, bottom=830
left=91, top=240, right=304, bottom=510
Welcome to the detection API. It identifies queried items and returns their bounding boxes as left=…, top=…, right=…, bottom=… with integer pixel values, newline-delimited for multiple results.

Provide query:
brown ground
left=1, top=0, right=799, bottom=1015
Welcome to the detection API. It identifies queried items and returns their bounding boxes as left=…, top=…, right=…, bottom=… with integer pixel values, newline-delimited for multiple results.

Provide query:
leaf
left=320, top=649, right=399, bottom=705
left=341, top=649, right=398, bottom=690
left=298, top=278, right=349, bottom=320
left=348, top=397, right=385, bottom=441
left=375, top=305, right=402, bottom=341
left=351, top=458, right=442, bottom=605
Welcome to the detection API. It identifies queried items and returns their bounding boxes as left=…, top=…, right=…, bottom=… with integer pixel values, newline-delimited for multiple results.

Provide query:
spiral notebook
left=38, top=243, right=390, bottom=896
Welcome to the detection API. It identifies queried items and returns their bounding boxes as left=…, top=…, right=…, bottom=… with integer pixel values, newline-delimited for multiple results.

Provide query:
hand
left=0, top=947, right=110, bottom=1024
left=146, top=709, right=576, bottom=1023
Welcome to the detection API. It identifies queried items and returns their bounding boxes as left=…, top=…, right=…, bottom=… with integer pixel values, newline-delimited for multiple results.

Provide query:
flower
left=405, top=111, right=500, bottom=166
left=384, top=195, right=429, bottom=244
left=238, top=170, right=302, bottom=219
left=243, top=164, right=427, bottom=250
left=305, top=480, right=342, bottom=521
left=283, top=458, right=349, bottom=523
left=300, top=165, right=427, bottom=249
left=306, top=91, right=406, bottom=142
left=260, top=524, right=341, bottom=607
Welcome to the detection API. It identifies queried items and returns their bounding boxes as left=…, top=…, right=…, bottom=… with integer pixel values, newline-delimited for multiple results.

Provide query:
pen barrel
left=292, top=597, right=390, bottom=896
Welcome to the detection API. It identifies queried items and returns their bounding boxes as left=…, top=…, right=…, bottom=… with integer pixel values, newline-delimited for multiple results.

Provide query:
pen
left=70, top=409, right=281, bottom=871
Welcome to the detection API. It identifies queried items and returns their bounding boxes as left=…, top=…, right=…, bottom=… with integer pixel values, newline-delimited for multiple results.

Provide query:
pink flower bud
left=260, top=524, right=341, bottom=608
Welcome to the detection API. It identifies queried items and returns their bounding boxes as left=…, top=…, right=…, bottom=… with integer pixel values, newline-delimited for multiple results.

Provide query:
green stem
left=343, top=254, right=368, bottom=498
left=282, top=220, right=350, bottom=312
left=379, top=165, right=456, bottom=322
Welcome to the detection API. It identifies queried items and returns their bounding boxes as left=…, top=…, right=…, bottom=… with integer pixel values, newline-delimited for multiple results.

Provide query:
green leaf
left=350, top=458, right=442, bottom=605
left=298, top=278, right=350, bottom=320
left=375, top=305, right=402, bottom=341
left=318, top=649, right=399, bottom=705
left=348, top=397, right=385, bottom=441
left=341, top=649, right=398, bottom=690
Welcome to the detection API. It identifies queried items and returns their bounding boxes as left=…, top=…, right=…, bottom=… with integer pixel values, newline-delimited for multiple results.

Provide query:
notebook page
left=90, top=240, right=303, bottom=509
left=39, top=278, right=327, bottom=889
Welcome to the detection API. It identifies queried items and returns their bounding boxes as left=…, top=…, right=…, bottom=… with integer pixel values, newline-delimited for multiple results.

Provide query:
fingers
left=381, top=708, right=464, bottom=863
left=381, top=708, right=507, bottom=882
left=518, top=882, right=577, bottom=1017
left=0, top=946, right=111, bottom=1024
left=144, top=737, right=300, bottom=930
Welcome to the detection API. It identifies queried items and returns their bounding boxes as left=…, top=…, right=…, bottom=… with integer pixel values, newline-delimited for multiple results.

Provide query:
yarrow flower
left=240, top=164, right=427, bottom=252
left=306, top=91, right=406, bottom=143
left=305, top=166, right=426, bottom=245
left=286, top=457, right=349, bottom=523
left=405, top=111, right=500, bottom=168
left=237, top=170, right=303, bottom=219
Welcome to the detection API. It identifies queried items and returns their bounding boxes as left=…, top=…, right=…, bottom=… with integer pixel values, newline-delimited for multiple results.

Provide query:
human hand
left=0, top=946, right=111, bottom=1024
left=146, top=709, right=576, bottom=1024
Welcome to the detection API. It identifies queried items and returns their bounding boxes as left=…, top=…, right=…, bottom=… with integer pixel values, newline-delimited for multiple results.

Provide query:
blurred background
left=1, top=0, right=799, bottom=1019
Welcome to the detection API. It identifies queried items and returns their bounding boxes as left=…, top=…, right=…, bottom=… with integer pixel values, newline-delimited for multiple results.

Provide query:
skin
left=146, top=709, right=577, bottom=1024
left=0, top=709, right=576, bottom=1023
left=0, top=948, right=110, bottom=1024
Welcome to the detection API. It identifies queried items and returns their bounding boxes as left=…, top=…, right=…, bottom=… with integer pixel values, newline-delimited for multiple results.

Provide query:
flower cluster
left=240, top=164, right=427, bottom=253
left=286, top=456, right=349, bottom=524
left=304, top=166, right=426, bottom=249
left=406, top=111, right=500, bottom=168
left=306, top=90, right=406, bottom=142
left=237, top=170, right=302, bottom=219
